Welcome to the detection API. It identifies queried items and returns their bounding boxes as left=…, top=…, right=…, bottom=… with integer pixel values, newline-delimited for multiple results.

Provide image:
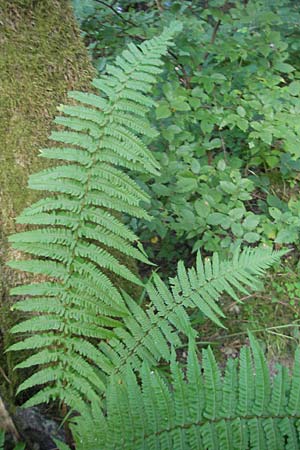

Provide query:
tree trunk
left=0, top=0, right=94, bottom=414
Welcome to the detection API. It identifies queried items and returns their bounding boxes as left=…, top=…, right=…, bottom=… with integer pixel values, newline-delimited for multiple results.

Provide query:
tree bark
left=0, top=0, right=94, bottom=412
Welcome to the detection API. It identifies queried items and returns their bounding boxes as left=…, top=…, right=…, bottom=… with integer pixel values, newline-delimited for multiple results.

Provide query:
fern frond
left=77, top=336, right=300, bottom=450
left=8, top=24, right=180, bottom=407
left=94, top=247, right=284, bottom=379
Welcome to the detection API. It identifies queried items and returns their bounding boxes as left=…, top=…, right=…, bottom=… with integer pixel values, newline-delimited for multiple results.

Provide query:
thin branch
left=203, top=19, right=221, bottom=62
left=92, top=0, right=136, bottom=27
left=168, top=49, right=191, bottom=88
left=155, top=0, right=164, bottom=12
left=0, top=395, right=20, bottom=442
left=0, top=366, right=11, bottom=384
left=219, top=131, right=227, bottom=159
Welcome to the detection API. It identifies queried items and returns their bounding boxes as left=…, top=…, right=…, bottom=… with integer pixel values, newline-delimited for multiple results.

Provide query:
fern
left=93, top=247, right=284, bottom=380
left=7, top=23, right=181, bottom=409
left=72, top=336, right=300, bottom=450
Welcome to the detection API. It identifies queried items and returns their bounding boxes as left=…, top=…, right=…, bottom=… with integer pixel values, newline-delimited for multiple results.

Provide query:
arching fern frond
left=7, top=22, right=181, bottom=409
left=74, top=335, right=300, bottom=450
left=94, top=247, right=284, bottom=379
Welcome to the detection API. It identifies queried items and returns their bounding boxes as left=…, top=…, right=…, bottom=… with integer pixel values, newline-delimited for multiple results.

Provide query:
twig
left=219, top=131, right=227, bottom=159
left=168, top=49, right=191, bottom=88
left=92, top=0, right=136, bottom=27
left=0, top=366, right=11, bottom=384
left=203, top=19, right=221, bottom=63
left=155, top=0, right=164, bottom=12
left=211, top=323, right=300, bottom=341
left=0, top=395, right=20, bottom=442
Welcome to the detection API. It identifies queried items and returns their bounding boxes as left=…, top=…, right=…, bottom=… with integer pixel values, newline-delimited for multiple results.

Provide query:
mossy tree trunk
left=0, top=0, right=95, bottom=409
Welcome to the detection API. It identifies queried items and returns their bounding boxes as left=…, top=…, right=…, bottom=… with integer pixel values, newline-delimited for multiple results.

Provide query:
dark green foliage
left=73, top=0, right=300, bottom=259
left=7, top=23, right=181, bottom=409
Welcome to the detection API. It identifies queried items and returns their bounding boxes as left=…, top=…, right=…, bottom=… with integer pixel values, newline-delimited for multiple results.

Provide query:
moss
left=0, top=0, right=94, bottom=233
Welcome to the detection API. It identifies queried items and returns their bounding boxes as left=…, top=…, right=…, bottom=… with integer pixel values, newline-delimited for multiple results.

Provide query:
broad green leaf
left=175, top=177, right=198, bottom=193
left=244, top=232, right=260, bottom=243
left=195, top=200, right=211, bottom=217
left=156, top=103, right=171, bottom=119
left=207, top=212, right=227, bottom=226
left=170, top=96, right=191, bottom=111
left=220, top=181, right=237, bottom=194
left=237, top=106, right=246, bottom=117
left=274, top=62, right=295, bottom=73
left=231, top=222, right=244, bottom=237
left=275, top=229, right=298, bottom=244
left=288, top=80, right=300, bottom=95
left=243, top=215, right=260, bottom=231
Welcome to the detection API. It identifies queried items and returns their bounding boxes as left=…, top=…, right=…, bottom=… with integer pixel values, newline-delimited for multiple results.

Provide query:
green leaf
left=181, top=208, right=196, bottom=227
left=54, top=439, right=72, bottom=450
left=265, top=155, right=279, bottom=168
left=201, top=120, right=214, bottom=134
left=191, top=158, right=201, bottom=174
left=237, top=106, right=246, bottom=117
left=274, top=62, right=295, bottom=73
left=236, top=118, right=248, bottom=131
left=243, top=215, right=260, bottom=231
left=170, top=96, right=191, bottom=111
left=206, top=138, right=221, bottom=150
left=275, top=229, right=298, bottom=244
left=207, top=212, right=227, bottom=226
left=156, top=103, right=171, bottom=119
left=244, top=232, right=260, bottom=243
left=220, top=181, right=237, bottom=194
left=210, top=72, right=226, bottom=82
left=14, top=444, right=26, bottom=450
left=175, top=177, right=198, bottom=193
left=229, top=208, right=245, bottom=220
left=260, top=130, right=273, bottom=145
left=195, top=200, right=211, bottom=217
left=152, top=183, right=170, bottom=196
left=288, top=80, right=300, bottom=95
left=217, top=159, right=226, bottom=171
left=269, top=207, right=282, bottom=221
left=231, top=223, right=244, bottom=237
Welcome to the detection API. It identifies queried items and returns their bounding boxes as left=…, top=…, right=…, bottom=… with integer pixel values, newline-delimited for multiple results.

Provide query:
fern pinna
left=73, top=335, right=300, bottom=450
left=7, top=23, right=181, bottom=409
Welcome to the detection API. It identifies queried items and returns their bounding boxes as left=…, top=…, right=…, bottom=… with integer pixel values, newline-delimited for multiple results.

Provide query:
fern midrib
left=127, top=412, right=300, bottom=446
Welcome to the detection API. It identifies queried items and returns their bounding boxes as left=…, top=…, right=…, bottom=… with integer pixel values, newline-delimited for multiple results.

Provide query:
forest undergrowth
left=73, top=0, right=300, bottom=359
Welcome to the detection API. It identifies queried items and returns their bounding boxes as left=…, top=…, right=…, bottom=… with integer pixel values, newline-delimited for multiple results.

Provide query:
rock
left=13, top=407, right=66, bottom=450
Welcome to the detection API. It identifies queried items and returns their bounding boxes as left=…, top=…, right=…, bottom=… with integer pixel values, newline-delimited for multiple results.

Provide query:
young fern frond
left=7, top=23, right=181, bottom=408
left=73, top=336, right=300, bottom=450
left=94, top=247, right=284, bottom=380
